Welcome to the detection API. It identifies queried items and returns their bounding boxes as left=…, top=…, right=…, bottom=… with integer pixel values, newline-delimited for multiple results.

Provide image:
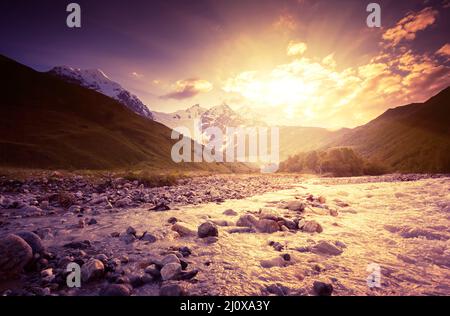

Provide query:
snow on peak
left=49, top=66, right=153, bottom=120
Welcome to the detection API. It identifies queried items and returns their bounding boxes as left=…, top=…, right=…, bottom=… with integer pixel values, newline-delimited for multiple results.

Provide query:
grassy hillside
left=332, top=87, right=450, bottom=173
left=279, top=126, right=348, bottom=160
left=0, top=55, right=250, bottom=172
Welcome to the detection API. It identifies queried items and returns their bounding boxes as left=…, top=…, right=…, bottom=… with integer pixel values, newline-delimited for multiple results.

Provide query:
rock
left=40, top=268, right=53, bottom=278
left=126, top=226, right=137, bottom=236
left=0, top=234, right=33, bottom=279
left=95, top=254, right=109, bottom=263
left=56, top=192, right=76, bottom=208
left=313, top=281, right=333, bottom=296
left=212, top=219, right=233, bottom=227
left=160, top=263, right=182, bottom=281
left=16, top=231, right=45, bottom=254
left=78, top=219, right=86, bottom=228
left=81, top=258, right=105, bottom=282
left=144, top=266, right=161, bottom=279
left=223, top=209, right=238, bottom=216
left=87, top=218, right=98, bottom=225
left=302, top=220, right=323, bottom=233
left=100, top=284, right=131, bottom=296
left=120, top=234, right=136, bottom=244
left=161, top=254, right=180, bottom=266
left=167, top=217, right=178, bottom=224
left=256, top=219, right=280, bottom=233
left=335, top=241, right=347, bottom=248
left=236, top=214, right=258, bottom=227
left=228, top=227, right=256, bottom=234
left=179, top=246, right=192, bottom=257
left=115, top=197, right=131, bottom=208
left=160, top=283, right=184, bottom=296
left=311, top=241, right=343, bottom=256
left=129, top=275, right=145, bottom=288
left=318, top=196, right=326, bottom=204
left=260, top=256, right=291, bottom=268
left=329, top=209, right=339, bottom=217
left=111, top=232, right=120, bottom=238
left=281, top=219, right=298, bottom=230
left=172, top=223, right=196, bottom=237
left=203, top=236, right=219, bottom=244
left=140, top=232, right=157, bottom=243
left=286, top=201, right=305, bottom=212
left=174, top=269, right=199, bottom=280
left=151, top=201, right=171, bottom=211
left=266, top=284, right=290, bottom=296
left=197, top=222, right=219, bottom=238
left=269, top=241, right=284, bottom=251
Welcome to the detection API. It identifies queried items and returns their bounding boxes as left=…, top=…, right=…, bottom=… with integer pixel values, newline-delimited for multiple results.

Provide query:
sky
left=1, top=0, right=449, bottom=128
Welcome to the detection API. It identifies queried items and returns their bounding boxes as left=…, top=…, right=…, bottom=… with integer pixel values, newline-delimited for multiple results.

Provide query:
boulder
left=236, top=214, right=258, bottom=227
left=286, top=201, right=305, bottom=212
left=301, top=220, right=323, bottom=233
left=197, top=222, right=219, bottom=238
left=172, top=223, right=196, bottom=237
left=0, top=234, right=33, bottom=279
left=311, top=241, right=343, bottom=256
left=16, top=231, right=45, bottom=254
left=160, top=263, right=182, bottom=281
left=256, top=219, right=280, bottom=233
left=81, top=258, right=105, bottom=282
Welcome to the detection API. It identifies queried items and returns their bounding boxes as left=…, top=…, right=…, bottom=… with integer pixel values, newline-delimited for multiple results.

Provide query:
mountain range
left=0, top=55, right=249, bottom=172
left=1, top=54, right=448, bottom=172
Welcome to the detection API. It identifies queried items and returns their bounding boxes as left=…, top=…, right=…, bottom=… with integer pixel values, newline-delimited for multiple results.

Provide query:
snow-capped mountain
left=48, top=66, right=154, bottom=120
left=153, top=103, right=266, bottom=136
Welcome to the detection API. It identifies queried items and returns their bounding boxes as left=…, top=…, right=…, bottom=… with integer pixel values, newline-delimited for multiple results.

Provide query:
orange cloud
left=436, top=43, right=450, bottom=56
left=160, top=79, right=213, bottom=100
left=287, top=41, right=307, bottom=56
left=382, top=7, right=438, bottom=46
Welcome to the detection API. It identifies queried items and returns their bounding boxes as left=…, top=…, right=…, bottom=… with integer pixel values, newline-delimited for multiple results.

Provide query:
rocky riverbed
left=0, top=173, right=449, bottom=296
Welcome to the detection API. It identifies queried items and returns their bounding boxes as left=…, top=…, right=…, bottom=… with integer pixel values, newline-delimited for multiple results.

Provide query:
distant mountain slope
left=0, top=55, right=248, bottom=172
left=278, top=126, right=348, bottom=160
left=332, top=87, right=450, bottom=172
left=49, top=66, right=154, bottom=120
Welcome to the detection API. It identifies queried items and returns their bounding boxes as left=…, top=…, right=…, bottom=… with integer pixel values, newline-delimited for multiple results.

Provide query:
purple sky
left=1, top=0, right=449, bottom=128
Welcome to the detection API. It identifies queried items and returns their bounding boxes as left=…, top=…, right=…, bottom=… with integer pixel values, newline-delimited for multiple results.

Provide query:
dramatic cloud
left=382, top=7, right=438, bottom=46
left=223, top=32, right=450, bottom=128
left=287, top=41, right=307, bottom=56
left=436, top=43, right=450, bottom=56
left=160, top=79, right=213, bottom=100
